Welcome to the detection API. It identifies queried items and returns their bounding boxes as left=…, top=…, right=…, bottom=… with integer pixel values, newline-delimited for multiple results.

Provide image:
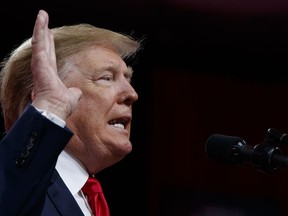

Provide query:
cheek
left=71, top=88, right=114, bottom=132
left=78, top=93, right=102, bottom=115
left=81, top=92, right=114, bottom=120
left=67, top=109, right=102, bottom=146
left=75, top=97, right=108, bottom=131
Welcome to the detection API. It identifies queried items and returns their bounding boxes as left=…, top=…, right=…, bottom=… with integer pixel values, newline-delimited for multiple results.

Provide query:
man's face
left=63, top=46, right=138, bottom=173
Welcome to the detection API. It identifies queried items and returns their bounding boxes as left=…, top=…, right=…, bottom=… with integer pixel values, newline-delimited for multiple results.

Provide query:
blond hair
left=0, top=24, right=141, bottom=130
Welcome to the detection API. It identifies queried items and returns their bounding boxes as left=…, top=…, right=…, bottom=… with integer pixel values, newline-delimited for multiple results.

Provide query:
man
left=0, top=9, right=141, bottom=215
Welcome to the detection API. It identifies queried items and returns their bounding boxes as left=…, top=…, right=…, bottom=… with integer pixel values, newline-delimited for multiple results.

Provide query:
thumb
left=68, top=87, right=82, bottom=112
left=69, top=87, right=82, bottom=101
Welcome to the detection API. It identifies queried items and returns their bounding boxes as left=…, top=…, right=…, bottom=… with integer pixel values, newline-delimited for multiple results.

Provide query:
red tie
left=82, top=177, right=110, bottom=216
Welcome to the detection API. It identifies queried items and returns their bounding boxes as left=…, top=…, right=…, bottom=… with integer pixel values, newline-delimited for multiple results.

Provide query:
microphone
left=205, top=134, right=288, bottom=172
left=266, top=128, right=288, bottom=146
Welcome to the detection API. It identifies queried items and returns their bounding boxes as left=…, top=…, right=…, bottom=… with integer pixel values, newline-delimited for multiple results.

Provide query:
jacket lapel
left=45, top=170, right=84, bottom=216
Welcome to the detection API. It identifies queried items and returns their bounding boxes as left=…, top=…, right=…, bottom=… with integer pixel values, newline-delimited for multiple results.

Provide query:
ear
left=31, top=89, right=35, bottom=101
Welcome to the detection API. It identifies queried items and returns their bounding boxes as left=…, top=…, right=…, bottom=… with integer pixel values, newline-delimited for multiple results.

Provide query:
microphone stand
left=252, top=128, right=288, bottom=172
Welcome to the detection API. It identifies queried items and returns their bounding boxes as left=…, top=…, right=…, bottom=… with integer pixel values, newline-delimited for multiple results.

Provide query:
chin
left=113, top=141, right=133, bottom=157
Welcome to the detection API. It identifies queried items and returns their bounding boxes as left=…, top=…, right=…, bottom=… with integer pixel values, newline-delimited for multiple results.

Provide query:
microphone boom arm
left=205, top=129, right=288, bottom=172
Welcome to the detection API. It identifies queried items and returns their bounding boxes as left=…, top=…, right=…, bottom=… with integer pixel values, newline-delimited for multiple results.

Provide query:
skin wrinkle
left=62, top=46, right=138, bottom=174
left=0, top=9, right=143, bottom=215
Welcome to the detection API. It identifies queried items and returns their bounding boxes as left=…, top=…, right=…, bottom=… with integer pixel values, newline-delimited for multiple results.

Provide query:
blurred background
left=1, top=0, right=288, bottom=215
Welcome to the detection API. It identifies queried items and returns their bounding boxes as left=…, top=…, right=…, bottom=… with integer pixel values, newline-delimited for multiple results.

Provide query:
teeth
left=113, top=123, right=125, bottom=129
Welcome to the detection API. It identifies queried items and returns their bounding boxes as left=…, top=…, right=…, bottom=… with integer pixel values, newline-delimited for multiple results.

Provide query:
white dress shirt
left=56, top=151, right=93, bottom=216
left=35, top=106, right=93, bottom=215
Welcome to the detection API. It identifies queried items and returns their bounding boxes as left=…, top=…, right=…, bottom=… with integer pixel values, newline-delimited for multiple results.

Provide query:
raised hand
left=31, top=10, right=82, bottom=120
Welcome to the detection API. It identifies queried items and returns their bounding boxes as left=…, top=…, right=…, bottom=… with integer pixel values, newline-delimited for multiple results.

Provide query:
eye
left=95, top=74, right=114, bottom=86
left=100, top=75, right=113, bottom=81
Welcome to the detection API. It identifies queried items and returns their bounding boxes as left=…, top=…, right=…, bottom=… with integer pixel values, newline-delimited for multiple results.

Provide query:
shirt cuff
left=34, top=107, right=66, bottom=128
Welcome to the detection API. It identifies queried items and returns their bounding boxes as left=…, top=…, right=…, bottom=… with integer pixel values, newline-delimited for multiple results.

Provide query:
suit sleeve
left=0, top=105, right=74, bottom=216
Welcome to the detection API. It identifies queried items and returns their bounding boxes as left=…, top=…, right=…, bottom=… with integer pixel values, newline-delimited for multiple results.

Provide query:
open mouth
left=108, top=117, right=130, bottom=129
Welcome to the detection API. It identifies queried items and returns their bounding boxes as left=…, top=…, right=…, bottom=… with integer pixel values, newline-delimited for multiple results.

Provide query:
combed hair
left=0, top=24, right=142, bottom=130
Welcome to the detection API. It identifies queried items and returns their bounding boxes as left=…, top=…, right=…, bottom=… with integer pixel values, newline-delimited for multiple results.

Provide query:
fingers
left=31, top=11, right=56, bottom=64
left=49, top=29, right=57, bottom=64
left=32, top=10, right=47, bottom=54
left=31, top=10, right=57, bottom=79
left=43, top=11, right=57, bottom=65
left=30, top=10, right=81, bottom=119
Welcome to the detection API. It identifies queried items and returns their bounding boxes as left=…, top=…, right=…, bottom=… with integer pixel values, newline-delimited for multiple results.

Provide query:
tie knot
left=82, top=177, right=103, bottom=195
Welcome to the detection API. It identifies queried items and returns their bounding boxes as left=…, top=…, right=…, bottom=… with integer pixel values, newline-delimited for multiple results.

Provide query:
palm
left=31, top=10, right=81, bottom=120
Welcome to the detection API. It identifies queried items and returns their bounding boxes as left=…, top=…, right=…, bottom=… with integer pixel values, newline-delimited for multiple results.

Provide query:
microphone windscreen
left=205, top=134, right=244, bottom=164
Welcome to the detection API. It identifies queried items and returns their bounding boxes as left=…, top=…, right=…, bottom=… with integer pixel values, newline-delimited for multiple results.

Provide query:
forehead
left=77, top=46, right=121, bottom=62
left=75, top=46, right=126, bottom=67
left=74, top=46, right=130, bottom=72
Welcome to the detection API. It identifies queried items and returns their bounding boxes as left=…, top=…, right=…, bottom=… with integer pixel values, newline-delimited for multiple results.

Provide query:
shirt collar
left=56, top=150, right=89, bottom=196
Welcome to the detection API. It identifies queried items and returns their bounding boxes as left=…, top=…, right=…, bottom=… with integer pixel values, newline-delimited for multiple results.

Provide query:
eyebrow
left=101, top=64, right=134, bottom=82
left=126, top=66, right=134, bottom=78
left=125, top=66, right=134, bottom=83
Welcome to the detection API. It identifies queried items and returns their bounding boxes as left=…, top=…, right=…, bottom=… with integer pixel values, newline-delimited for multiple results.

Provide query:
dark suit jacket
left=0, top=105, right=84, bottom=216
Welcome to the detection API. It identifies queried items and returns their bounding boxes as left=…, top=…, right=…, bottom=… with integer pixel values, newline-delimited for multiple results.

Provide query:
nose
left=118, top=78, right=138, bottom=106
